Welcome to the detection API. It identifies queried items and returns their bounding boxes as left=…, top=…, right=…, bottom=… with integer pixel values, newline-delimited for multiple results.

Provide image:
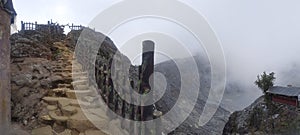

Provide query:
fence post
left=21, top=21, right=24, bottom=30
left=35, top=21, right=37, bottom=30
left=140, top=40, right=155, bottom=134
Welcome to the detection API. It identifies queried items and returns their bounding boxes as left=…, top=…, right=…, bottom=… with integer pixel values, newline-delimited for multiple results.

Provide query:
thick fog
left=192, top=0, right=300, bottom=104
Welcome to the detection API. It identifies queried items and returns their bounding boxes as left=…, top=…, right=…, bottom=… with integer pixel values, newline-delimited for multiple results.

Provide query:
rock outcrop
left=223, top=96, right=300, bottom=135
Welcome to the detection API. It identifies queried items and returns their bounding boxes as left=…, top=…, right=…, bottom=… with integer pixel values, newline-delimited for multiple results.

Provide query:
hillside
left=154, top=57, right=230, bottom=134
left=154, top=54, right=266, bottom=134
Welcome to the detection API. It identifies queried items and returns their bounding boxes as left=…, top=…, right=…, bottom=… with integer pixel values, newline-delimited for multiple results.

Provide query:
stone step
left=58, top=98, right=73, bottom=108
left=43, top=97, right=73, bottom=108
left=72, top=60, right=80, bottom=63
left=67, top=109, right=109, bottom=132
left=65, top=66, right=83, bottom=72
left=52, top=66, right=63, bottom=69
left=49, top=111, right=69, bottom=122
left=67, top=116, right=95, bottom=132
left=40, top=115, right=53, bottom=124
left=43, top=97, right=63, bottom=105
left=72, top=76, right=89, bottom=82
left=72, top=62, right=82, bottom=67
left=43, top=97, right=97, bottom=108
left=52, top=88, right=69, bottom=94
left=72, top=65, right=82, bottom=70
left=47, top=105, right=58, bottom=111
left=55, top=72, right=71, bottom=78
left=58, top=84, right=72, bottom=89
left=84, top=129, right=107, bottom=135
left=72, top=68, right=83, bottom=73
left=66, top=90, right=95, bottom=99
left=72, top=80, right=89, bottom=86
left=86, top=108, right=108, bottom=120
left=62, top=69, right=72, bottom=72
left=61, top=106, right=78, bottom=116
left=70, top=99, right=96, bottom=108
left=71, top=72, right=88, bottom=77
left=31, top=126, right=53, bottom=135
left=82, top=96, right=100, bottom=103
left=73, top=77, right=89, bottom=82
left=74, top=84, right=89, bottom=90
left=53, top=69, right=72, bottom=73
left=58, top=129, right=72, bottom=135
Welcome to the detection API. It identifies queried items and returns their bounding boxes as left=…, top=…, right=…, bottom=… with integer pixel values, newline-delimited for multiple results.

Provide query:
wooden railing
left=20, top=20, right=87, bottom=31
left=75, top=29, right=162, bottom=134
left=68, top=23, right=83, bottom=30
left=21, top=21, right=37, bottom=30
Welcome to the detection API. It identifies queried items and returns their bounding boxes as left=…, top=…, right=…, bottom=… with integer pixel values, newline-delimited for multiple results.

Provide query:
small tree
left=254, top=71, right=276, bottom=130
left=255, top=71, right=276, bottom=95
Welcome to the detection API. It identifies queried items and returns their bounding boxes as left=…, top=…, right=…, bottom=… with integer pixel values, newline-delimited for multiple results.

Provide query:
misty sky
left=13, top=0, right=300, bottom=101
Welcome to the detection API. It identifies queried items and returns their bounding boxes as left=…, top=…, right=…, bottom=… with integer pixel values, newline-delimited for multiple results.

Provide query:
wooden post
left=35, top=21, right=37, bottom=30
left=141, top=40, right=154, bottom=119
left=21, top=21, right=24, bottom=30
left=0, top=7, right=11, bottom=134
left=139, top=40, right=155, bottom=134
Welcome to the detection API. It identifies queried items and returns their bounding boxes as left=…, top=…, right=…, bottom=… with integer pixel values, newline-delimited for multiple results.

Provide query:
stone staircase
left=31, top=42, right=115, bottom=135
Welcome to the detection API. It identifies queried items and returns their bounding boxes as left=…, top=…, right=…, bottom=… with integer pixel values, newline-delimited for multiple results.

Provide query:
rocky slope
left=223, top=96, right=300, bottom=135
